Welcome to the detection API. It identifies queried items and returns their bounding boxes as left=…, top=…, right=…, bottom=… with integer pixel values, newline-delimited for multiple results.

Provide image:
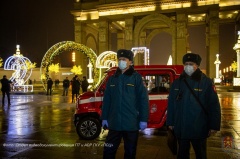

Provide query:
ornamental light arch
left=95, top=51, right=118, bottom=86
left=40, top=41, right=98, bottom=90
left=96, top=51, right=118, bottom=69
left=4, top=45, right=34, bottom=92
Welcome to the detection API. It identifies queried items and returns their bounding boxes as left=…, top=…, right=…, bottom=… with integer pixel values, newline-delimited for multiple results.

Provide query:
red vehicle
left=74, top=65, right=183, bottom=140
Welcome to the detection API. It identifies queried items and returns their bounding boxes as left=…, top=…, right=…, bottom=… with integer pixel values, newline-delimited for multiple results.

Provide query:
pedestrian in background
left=81, top=76, right=89, bottom=93
left=1, top=75, right=12, bottom=106
left=62, top=77, right=70, bottom=96
left=55, top=79, right=59, bottom=88
left=166, top=53, right=221, bottom=159
left=46, top=78, right=53, bottom=95
left=71, top=75, right=81, bottom=103
left=101, top=49, right=149, bottom=159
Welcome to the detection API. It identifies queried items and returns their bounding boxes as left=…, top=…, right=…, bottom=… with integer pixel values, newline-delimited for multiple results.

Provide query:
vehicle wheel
left=76, top=117, right=101, bottom=140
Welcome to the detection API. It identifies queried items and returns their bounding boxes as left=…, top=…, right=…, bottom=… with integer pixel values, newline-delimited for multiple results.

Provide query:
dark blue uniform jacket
left=167, top=68, right=221, bottom=139
left=101, top=66, right=149, bottom=131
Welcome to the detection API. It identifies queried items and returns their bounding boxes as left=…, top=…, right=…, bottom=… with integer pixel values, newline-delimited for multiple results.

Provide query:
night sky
left=0, top=0, right=74, bottom=67
left=0, top=0, right=238, bottom=70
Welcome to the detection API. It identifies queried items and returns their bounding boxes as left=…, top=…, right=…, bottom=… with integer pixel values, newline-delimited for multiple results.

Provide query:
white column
left=237, top=50, right=240, bottom=77
left=87, top=59, right=93, bottom=83
left=214, top=54, right=221, bottom=78
left=233, top=31, right=240, bottom=77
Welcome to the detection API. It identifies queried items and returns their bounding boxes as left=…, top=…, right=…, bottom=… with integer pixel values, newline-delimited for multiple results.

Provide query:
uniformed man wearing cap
left=101, top=49, right=149, bottom=159
left=166, top=53, right=221, bottom=159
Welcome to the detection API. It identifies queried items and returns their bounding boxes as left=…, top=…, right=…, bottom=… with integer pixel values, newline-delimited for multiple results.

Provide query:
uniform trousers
left=103, top=129, right=139, bottom=159
left=177, top=138, right=207, bottom=159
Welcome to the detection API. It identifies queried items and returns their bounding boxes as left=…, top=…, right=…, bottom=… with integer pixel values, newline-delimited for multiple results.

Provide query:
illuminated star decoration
left=231, top=61, right=237, bottom=72
left=48, top=63, right=60, bottom=73
left=71, top=65, right=83, bottom=75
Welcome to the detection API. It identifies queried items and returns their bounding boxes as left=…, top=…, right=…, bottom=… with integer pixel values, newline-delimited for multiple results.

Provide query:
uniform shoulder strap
left=183, top=78, right=208, bottom=116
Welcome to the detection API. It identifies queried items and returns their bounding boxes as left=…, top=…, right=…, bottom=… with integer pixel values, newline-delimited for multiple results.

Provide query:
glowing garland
left=3, top=45, right=33, bottom=92
left=131, top=47, right=149, bottom=65
left=96, top=51, right=118, bottom=68
left=0, top=57, right=3, bottom=67
left=40, top=41, right=98, bottom=90
left=4, top=46, right=33, bottom=85
left=40, top=44, right=150, bottom=90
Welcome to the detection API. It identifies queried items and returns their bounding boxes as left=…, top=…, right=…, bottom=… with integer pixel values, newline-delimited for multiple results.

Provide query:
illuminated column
left=117, top=32, right=124, bottom=49
left=87, top=60, right=93, bottom=84
left=214, top=54, right=221, bottom=78
left=214, top=54, right=221, bottom=83
left=207, top=10, right=219, bottom=78
left=176, top=13, right=187, bottom=64
left=233, top=31, right=240, bottom=77
left=16, top=45, right=20, bottom=56
left=146, top=49, right=149, bottom=65
left=74, top=21, right=86, bottom=44
left=125, top=18, right=133, bottom=49
left=99, top=21, right=109, bottom=53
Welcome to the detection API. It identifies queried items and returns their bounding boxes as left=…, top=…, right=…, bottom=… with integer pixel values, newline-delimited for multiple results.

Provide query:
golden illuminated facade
left=71, top=0, right=240, bottom=78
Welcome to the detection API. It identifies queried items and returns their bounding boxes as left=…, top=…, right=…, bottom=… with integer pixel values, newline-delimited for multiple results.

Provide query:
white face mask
left=118, top=60, right=127, bottom=70
left=184, top=65, right=195, bottom=76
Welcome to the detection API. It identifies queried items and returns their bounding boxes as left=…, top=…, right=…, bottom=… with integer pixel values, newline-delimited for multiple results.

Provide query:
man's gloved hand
left=139, top=121, right=147, bottom=131
left=102, top=120, right=108, bottom=129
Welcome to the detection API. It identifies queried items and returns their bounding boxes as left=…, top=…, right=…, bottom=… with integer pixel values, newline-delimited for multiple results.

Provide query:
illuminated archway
left=94, top=51, right=118, bottom=86
left=40, top=41, right=98, bottom=90
left=96, top=51, right=117, bottom=68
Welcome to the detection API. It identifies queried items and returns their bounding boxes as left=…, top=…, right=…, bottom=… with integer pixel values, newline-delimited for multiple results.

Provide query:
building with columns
left=70, top=0, right=240, bottom=78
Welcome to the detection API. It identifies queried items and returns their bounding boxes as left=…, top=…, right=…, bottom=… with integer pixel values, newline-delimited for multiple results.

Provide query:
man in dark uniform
left=167, top=53, right=221, bottom=159
left=0, top=75, right=12, bottom=106
left=101, top=49, right=149, bottom=159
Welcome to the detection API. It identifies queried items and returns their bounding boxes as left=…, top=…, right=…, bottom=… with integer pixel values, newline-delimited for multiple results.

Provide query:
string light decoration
left=40, top=41, right=98, bottom=90
left=96, top=51, right=118, bottom=68
left=4, top=45, right=34, bottom=92
left=72, top=52, right=76, bottom=62
left=131, top=47, right=150, bottom=65
left=0, top=57, right=3, bottom=67
left=95, top=51, right=118, bottom=87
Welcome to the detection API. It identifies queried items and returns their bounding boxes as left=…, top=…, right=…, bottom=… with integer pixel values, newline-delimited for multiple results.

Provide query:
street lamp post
left=233, top=31, right=240, bottom=88
left=233, top=31, right=240, bottom=77
left=87, top=59, right=93, bottom=84
left=214, top=54, right=221, bottom=84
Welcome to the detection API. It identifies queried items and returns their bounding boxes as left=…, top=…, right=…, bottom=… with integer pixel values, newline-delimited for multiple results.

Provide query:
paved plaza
left=0, top=86, right=240, bottom=159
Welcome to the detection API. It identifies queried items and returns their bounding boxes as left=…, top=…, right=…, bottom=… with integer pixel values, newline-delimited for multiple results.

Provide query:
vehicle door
left=141, top=71, right=173, bottom=128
